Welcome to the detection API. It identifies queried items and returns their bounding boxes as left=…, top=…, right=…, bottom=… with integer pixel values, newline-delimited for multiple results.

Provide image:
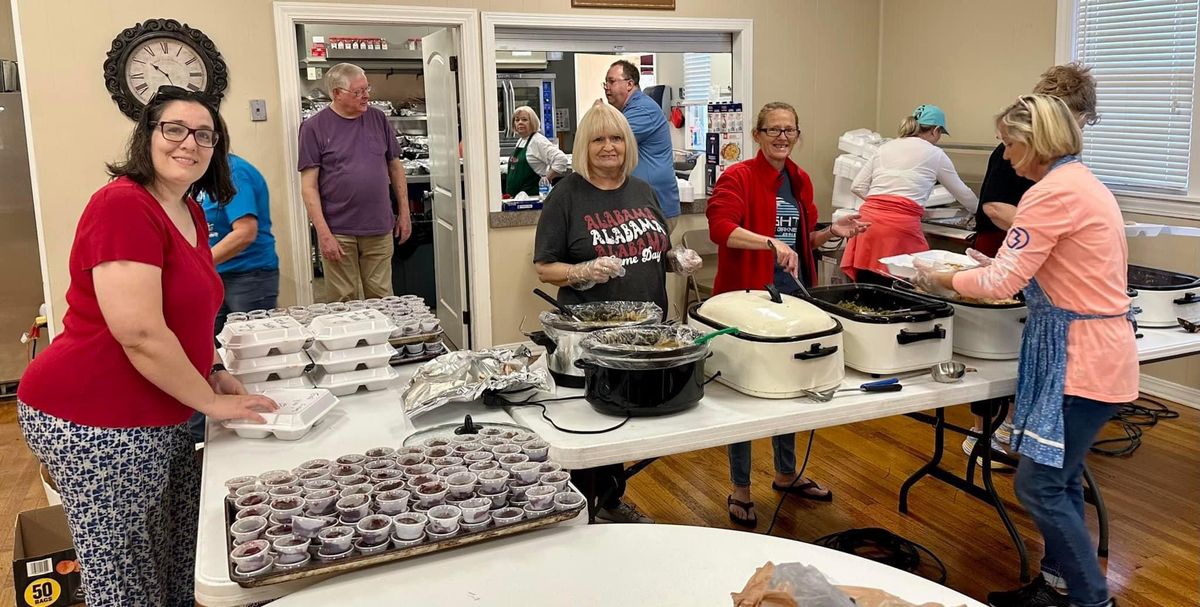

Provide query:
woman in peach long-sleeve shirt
left=917, top=95, right=1133, bottom=607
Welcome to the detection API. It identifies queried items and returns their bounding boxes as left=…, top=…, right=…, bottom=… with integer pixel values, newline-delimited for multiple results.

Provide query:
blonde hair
left=572, top=103, right=639, bottom=182
left=755, top=101, right=799, bottom=131
left=996, top=94, right=1083, bottom=173
left=898, top=116, right=940, bottom=138
left=325, top=63, right=365, bottom=95
left=512, top=106, right=541, bottom=136
left=1033, top=62, right=1098, bottom=126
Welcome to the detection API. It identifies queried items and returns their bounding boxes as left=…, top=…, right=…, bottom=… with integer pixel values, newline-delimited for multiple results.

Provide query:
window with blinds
left=1073, top=0, right=1199, bottom=193
left=683, top=53, right=712, bottom=101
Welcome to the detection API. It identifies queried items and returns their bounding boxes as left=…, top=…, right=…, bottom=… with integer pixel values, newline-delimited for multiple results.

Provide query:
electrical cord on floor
left=483, top=390, right=631, bottom=435
left=1091, top=397, right=1178, bottom=457
left=813, top=528, right=948, bottom=585
left=763, top=430, right=816, bottom=536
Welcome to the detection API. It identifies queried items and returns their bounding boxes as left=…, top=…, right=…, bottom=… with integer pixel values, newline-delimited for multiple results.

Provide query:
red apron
left=840, top=194, right=928, bottom=281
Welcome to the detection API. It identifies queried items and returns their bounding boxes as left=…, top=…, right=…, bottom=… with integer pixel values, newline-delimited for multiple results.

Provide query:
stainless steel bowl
left=931, top=361, right=967, bottom=383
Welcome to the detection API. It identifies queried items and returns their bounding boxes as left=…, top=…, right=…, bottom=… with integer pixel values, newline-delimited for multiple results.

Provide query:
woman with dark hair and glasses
left=17, top=85, right=277, bottom=606
left=707, top=101, right=869, bottom=528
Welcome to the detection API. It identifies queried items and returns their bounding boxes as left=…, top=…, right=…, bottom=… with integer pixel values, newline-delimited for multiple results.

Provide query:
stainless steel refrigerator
left=0, top=89, right=44, bottom=390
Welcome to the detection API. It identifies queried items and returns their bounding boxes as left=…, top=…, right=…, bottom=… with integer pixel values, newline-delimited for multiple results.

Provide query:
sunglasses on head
left=148, top=84, right=218, bottom=108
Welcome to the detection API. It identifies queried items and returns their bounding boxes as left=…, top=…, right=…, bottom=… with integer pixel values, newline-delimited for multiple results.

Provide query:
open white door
left=422, top=28, right=469, bottom=348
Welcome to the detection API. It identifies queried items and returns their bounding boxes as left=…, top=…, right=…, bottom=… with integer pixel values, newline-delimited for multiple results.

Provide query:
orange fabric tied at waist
left=840, top=194, right=928, bottom=281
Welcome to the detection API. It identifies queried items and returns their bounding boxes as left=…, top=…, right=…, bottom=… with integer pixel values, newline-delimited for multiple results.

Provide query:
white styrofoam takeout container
left=222, top=388, right=339, bottom=440
left=217, top=316, right=310, bottom=359
left=242, top=375, right=315, bottom=395
left=310, top=365, right=400, bottom=397
left=306, top=342, right=398, bottom=374
left=879, top=250, right=980, bottom=280
left=221, top=350, right=312, bottom=384
left=308, top=309, right=396, bottom=350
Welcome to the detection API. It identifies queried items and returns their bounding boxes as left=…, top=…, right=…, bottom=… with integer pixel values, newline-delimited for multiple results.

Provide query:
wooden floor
left=1, top=398, right=1196, bottom=606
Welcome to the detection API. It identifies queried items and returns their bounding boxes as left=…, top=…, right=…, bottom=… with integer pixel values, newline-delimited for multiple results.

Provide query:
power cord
left=813, top=528, right=948, bottom=584
left=763, top=430, right=816, bottom=536
left=1091, top=397, right=1178, bottom=457
left=484, top=390, right=631, bottom=435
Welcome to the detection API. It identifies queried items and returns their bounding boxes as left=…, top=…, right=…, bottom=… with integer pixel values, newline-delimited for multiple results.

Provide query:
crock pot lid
left=539, top=301, right=662, bottom=331
left=695, top=290, right=836, bottom=337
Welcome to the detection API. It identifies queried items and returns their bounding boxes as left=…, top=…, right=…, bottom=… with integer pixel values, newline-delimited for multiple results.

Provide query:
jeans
left=1015, top=395, right=1116, bottom=607
left=728, top=434, right=797, bottom=487
left=190, top=268, right=280, bottom=443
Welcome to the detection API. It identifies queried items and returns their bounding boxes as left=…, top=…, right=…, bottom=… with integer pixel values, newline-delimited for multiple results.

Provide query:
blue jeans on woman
left=728, top=434, right=796, bottom=487
left=189, top=268, right=279, bottom=443
left=1015, top=395, right=1116, bottom=607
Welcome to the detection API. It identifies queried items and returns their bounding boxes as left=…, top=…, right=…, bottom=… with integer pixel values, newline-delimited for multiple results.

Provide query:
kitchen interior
left=0, top=56, right=43, bottom=399
left=494, top=48, right=735, bottom=209
left=295, top=23, right=446, bottom=313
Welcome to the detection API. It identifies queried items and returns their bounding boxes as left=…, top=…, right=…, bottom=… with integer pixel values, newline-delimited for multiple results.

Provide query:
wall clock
left=103, top=18, right=229, bottom=120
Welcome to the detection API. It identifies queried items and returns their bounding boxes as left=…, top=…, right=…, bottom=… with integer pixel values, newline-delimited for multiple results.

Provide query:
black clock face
left=103, top=19, right=228, bottom=121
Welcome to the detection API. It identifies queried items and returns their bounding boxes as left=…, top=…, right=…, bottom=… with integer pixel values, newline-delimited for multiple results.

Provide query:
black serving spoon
left=533, top=288, right=580, bottom=320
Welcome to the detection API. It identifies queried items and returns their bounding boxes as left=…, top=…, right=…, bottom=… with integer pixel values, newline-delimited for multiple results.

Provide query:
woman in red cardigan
left=706, top=101, right=868, bottom=529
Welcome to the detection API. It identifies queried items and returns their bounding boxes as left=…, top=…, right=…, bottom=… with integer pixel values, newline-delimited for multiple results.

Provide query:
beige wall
left=0, top=0, right=15, bottom=59
left=16, top=0, right=881, bottom=347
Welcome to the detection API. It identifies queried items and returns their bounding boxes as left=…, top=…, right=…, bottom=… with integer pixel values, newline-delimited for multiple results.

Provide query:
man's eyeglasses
left=602, top=78, right=631, bottom=89
left=337, top=86, right=372, bottom=98
left=758, top=127, right=801, bottom=139
left=151, top=121, right=219, bottom=148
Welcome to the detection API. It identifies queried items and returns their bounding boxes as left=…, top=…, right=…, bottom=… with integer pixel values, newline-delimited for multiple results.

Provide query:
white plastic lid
left=695, top=291, right=836, bottom=338
left=217, top=317, right=307, bottom=348
left=224, top=388, right=339, bottom=432
left=242, top=376, right=314, bottom=395
left=306, top=342, right=397, bottom=365
left=221, top=350, right=312, bottom=374
left=308, top=309, right=395, bottom=339
left=310, top=365, right=400, bottom=389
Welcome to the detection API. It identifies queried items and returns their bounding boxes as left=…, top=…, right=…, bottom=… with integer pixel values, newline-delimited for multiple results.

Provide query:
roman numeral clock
left=103, top=18, right=228, bottom=120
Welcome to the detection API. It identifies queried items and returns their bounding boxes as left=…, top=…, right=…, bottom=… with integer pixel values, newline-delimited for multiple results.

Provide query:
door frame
left=273, top=2, right=493, bottom=348
left=480, top=12, right=755, bottom=213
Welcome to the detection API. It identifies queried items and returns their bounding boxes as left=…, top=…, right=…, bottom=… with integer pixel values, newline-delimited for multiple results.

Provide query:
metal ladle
left=803, top=362, right=974, bottom=402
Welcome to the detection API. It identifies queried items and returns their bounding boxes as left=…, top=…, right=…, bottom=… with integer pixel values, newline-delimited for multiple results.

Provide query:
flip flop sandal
left=772, top=480, right=834, bottom=502
left=727, top=495, right=757, bottom=528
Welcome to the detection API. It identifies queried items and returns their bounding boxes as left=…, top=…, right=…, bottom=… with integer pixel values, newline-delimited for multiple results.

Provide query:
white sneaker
left=995, top=422, right=1014, bottom=445
left=962, top=435, right=1012, bottom=469
left=595, top=501, right=654, bottom=524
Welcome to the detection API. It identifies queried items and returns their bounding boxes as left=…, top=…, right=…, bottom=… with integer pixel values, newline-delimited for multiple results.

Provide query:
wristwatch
left=210, top=363, right=227, bottom=375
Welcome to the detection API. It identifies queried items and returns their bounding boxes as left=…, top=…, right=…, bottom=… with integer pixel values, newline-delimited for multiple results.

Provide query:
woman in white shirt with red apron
left=841, top=105, right=979, bottom=284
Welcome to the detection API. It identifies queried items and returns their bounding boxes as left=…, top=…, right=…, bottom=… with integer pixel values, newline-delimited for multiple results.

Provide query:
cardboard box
left=11, top=506, right=83, bottom=606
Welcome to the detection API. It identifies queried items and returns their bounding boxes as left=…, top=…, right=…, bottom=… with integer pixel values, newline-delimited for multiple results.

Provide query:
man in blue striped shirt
left=605, top=60, right=681, bottom=228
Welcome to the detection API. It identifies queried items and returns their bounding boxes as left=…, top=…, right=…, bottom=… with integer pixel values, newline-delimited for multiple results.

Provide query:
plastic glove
left=831, top=213, right=871, bottom=238
left=965, top=248, right=994, bottom=267
left=911, top=257, right=959, bottom=299
left=565, top=256, right=624, bottom=290
left=666, top=247, right=703, bottom=275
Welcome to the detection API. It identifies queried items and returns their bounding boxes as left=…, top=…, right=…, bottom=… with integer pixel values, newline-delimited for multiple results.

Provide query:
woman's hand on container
left=965, top=248, right=994, bottom=267
left=667, top=247, right=703, bottom=275
left=203, top=394, right=279, bottom=424
left=209, top=370, right=248, bottom=396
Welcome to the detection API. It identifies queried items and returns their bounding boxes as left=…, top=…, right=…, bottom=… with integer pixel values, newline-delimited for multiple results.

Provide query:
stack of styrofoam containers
left=223, top=388, right=340, bottom=440
left=218, top=316, right=315, bottom=394
left=832, top=128, right=957, bottom=210
left=306, top=309, right=400, bottom=396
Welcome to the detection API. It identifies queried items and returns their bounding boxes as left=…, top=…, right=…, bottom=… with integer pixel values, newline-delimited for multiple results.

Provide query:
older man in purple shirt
left=298, top=63, right=411, bottom=301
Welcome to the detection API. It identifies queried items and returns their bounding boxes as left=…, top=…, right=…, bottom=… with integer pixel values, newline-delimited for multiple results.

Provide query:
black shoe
left=987, top=576, right=1069, bottom=607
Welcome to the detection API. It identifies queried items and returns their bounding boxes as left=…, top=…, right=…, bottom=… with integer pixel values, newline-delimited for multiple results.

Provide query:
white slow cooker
left=687, top=290, right=845, bottom=399
left=803, top=285, right=955, bottom=375
left=894, top=283, right=1025, bottom=360
left=1127, top=265, right=1200, bottom=328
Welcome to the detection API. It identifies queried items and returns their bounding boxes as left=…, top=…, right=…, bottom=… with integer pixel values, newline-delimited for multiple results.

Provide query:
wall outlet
left=249, top=99, right=267, bottom=122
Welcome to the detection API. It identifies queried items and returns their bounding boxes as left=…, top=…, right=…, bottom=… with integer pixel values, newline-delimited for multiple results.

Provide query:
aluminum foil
left=539, top=301, right=662, bottom=332
left=401, top=346, right=554, bottom=417
left=579, top=325, right=710, bottom=370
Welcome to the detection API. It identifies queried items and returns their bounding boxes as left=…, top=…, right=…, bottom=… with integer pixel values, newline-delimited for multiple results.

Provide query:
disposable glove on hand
left=566, top=256, right=625, bottom=290
left=666, top=247, right=703, bottom=275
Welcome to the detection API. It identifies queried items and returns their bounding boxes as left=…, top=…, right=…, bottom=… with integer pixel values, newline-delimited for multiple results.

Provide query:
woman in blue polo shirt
left=203, top=153, right=279, bottom=334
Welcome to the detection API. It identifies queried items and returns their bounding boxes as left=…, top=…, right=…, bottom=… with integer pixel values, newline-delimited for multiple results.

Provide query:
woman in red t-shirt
left=17, top=86, right=276, bottom=606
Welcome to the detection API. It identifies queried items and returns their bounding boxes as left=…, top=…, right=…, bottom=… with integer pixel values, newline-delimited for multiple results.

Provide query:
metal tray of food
left=224, top=443, right=581, bottom=587
left=388, top=328, right=445, bottom=347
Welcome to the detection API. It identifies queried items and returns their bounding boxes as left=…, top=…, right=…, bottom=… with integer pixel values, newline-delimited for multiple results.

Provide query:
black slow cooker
left=574, top=325, right=709, bottom=417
